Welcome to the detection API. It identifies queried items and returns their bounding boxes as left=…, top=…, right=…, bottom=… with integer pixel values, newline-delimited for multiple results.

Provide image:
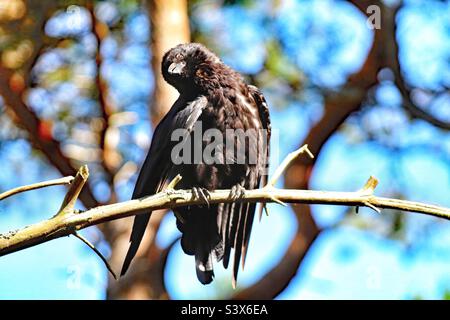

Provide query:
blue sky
left=0, top=0, right=449, bottom=299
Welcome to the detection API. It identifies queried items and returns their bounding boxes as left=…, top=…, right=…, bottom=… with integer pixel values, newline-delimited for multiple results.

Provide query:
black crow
left=121, top=43, right=271, bottom=286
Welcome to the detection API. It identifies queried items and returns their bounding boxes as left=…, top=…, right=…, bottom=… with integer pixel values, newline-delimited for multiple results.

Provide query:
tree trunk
left=148, top=0, right=191, bottom=125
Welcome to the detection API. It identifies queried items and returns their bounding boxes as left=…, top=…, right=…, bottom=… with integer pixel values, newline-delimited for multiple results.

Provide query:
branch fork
left=261, top=144, right=315, bottom=213
left=56, top=165, right=89, bottom=217
left=163, top=174, right=186, bottom=202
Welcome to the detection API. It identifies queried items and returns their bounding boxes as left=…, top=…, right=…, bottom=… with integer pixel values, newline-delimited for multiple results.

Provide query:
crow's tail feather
left=195, top=247, right=215, bottom=285
left=120, top=213, right=151, bottom=276
left=178, top=208, right=221, bottom=285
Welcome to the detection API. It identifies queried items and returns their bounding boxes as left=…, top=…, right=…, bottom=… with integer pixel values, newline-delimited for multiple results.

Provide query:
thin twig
left=0, top=176, right=74, bottom=201
left=72, top=232, right=117, bottom=279
left=267, top=144, right=314, bottom=187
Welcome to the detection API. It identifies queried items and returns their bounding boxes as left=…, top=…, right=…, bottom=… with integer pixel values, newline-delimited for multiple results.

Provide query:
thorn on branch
left=356, top=176, right=380, bottom=214
left=260, top=203, right=270, bottom=221
left=364, top=201, right=381, bottom=214
left=72, top=232, right=117, bottom=280
left=269, top=195, right=287, bottom=207
left=303, top=145, right=315, bottom=160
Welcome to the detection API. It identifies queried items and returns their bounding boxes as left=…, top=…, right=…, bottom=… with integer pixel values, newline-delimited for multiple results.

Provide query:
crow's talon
left=191, top=187, right=211, bottom=207
left=192, top=187, right=199, bottom=199
left=229, top=184, right=246, bottom=201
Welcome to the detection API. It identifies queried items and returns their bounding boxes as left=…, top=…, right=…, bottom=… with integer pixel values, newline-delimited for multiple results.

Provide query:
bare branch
left=0, top=176, right=74, bottom=201
left=0, top=162, right=449, bottom=261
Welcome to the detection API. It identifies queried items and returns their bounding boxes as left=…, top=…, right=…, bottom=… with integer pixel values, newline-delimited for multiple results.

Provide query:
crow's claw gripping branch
left=229, top=184, right=246, bottom=201
left=191, top=187, right=211, bottom=207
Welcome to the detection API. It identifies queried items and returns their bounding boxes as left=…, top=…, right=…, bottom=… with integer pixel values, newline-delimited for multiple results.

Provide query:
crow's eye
left=175, top=53, right=184, bottom=60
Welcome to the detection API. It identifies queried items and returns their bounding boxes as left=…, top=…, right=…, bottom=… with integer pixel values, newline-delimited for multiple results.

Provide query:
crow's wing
left=221, top=85, right=271, bottom=287
left=241, top=85, right=271, bottom=263
left=121, top=96, right=208, bottom=276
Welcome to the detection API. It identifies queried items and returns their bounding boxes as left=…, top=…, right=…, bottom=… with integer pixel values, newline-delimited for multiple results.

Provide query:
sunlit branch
left=0, top=176, right=74, bottom=201
left=1, top=146, right=449, bottom=274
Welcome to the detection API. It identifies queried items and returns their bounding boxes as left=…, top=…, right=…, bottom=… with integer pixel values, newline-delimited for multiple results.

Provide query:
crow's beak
left=168, top=61, right=185, bottom=75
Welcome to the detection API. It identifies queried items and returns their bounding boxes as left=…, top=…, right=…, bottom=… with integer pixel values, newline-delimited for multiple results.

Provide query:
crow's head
left=162, top=43, right=223, bottom=93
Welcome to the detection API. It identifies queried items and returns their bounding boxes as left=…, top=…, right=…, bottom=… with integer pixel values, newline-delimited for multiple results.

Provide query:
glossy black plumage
left=121, top=43, right=271, bottom=286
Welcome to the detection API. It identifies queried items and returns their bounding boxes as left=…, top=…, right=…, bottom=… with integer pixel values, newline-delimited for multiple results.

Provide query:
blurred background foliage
left=0, top=0, right=449, bottom=299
